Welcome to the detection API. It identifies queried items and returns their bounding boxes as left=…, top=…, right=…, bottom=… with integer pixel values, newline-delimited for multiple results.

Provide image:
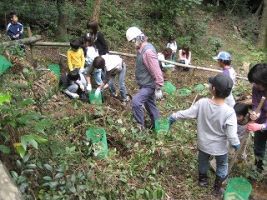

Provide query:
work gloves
left=155, top=88, right=163, bottom=100
left=231, top=144, right=240, bottom=151
left=247, top=123, right=266, bottom=132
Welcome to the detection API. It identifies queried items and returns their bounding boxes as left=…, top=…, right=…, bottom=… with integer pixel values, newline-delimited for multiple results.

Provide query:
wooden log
left=1, top=35, right=42, bottom=47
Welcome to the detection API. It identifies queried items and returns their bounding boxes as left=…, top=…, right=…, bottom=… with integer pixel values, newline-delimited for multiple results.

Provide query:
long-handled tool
left=228, top=96, right=266, bottom=174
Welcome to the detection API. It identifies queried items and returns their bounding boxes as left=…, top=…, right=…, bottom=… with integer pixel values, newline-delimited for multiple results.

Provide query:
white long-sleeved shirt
left=85, top=46, right=99, bottom=66
left=172, top=98, right=240, bottom=155
left=167, top=42, right=177, bottom=53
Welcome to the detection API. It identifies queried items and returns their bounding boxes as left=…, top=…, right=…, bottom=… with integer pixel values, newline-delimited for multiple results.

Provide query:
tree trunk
left=257, top=0, right=267, bottom=49
left=92, top=0, right=102, bottom=22
left=56, top=0, right=67, bottom=39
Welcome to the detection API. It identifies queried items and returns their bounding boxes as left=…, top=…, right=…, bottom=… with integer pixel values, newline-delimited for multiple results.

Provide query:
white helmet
left=126, top=27, right=142, bottom=42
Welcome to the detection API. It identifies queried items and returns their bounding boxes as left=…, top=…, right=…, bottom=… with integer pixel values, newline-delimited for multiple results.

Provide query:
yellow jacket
left=67, top=48, right=85, bottom=71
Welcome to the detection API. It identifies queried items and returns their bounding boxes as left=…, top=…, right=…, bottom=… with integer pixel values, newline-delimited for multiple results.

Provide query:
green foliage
left=0, top=144, right=11, bottom=154
left=0, top=92, right=11, bottom=105
left=7, top=44, right=25, bottom=57
left=0, top=96, right=49, bottom=158
left=0, top=1, right=264, bottom=199
left=208, top=37, right=223, bottom=54
left=224, top=0, right=250, bottom=16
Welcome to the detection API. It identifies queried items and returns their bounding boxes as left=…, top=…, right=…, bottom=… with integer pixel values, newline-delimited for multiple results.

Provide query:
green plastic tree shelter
left=177, top=88, right=192, bottom=97
left=89, top=90, right=103, bottom=105
left=163, top=81, right=176, bottom=95
left=224, top=177, right=252, bottom=200
left=0, top=55, right=12, bottom=75
left=48, top=64, right=61, bottom=79
left=155, top=118, right=170, bottom=134
left=86, top=128, right=108, bottom=159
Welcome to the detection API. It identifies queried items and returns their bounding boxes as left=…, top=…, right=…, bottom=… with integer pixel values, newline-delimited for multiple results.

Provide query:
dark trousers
left=132, top=87, right=160, bottom=127
left=254, top=130, right=267, bottom=159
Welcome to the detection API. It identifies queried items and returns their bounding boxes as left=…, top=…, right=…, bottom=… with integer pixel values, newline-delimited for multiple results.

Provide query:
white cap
left=126, top=27, right=142, bottom=42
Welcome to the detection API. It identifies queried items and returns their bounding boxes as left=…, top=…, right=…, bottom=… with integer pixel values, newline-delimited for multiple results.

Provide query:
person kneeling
left=63, top=68, right=87, bottom=101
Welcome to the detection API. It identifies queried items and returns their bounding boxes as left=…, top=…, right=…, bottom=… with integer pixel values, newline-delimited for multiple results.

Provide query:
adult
left=126, top=27, right=164, bottom=130
left=87, top=21, right=109, bottom=55
left=246, top=63, right=267, bottom=172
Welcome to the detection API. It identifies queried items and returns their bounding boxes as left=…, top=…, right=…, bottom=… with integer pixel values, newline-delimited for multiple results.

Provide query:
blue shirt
left=6, top=22, right=24, bottom=40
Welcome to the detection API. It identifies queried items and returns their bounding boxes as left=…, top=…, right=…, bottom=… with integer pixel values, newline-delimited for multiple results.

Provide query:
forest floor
left=1, top=14, right=267, bottom=200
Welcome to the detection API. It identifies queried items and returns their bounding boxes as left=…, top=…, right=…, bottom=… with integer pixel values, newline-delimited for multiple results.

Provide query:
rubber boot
left=199, top=173, right=208, bottom=187
left=213, top=176, right=225, bottom=197
left=255, top=159, right=264, bottom=173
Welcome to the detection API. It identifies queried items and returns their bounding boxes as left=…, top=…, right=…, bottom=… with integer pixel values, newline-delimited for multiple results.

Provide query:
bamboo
left=110, top=51, right=248, bottom=80
left=29, top=42, right=248, bottom=80
left=34, top=41, right=69, bottom=47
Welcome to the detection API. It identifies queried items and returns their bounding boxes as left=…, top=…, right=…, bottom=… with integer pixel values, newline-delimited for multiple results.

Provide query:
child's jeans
left=108, top=62, right=127, bottom=99
left=198, top=150, right=228, bottom=179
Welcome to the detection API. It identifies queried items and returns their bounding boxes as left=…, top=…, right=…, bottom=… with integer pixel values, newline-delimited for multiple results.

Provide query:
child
left=234, top=103, right=250, bottom=138
left=166, top=35, right=178, bottom=61
left=6, top=12, right=23, bottom=40
left=210, top=102, right=250, bottom=171
left=84, top=36, right=99, bottom=67
left=81, top=36, right=102, bottom=90
left=87, top=21, right=109, bottom=55
left=63, top=69, right=87, bottom=100
left=67, top=39, right=85, bottom=72
left=169, top=74, right=240, bottom=196
left=88, top=55, right=129, bottom=103
left=246, top=63, right=267, bottom=172
left=178, top=46, right=191, bottom=71
left=213, top=51, right=236, bottom=107
left=158, top=48, right=175, bottom=70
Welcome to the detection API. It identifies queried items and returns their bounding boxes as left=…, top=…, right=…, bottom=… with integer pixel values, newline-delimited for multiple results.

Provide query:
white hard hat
left=126, top=27, right=142, bottom=42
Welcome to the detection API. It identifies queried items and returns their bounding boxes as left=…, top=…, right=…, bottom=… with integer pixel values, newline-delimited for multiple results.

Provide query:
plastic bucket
left=163, top=81, right=176, bottom=95
left=86, top=128, right=108, bottom=159
left=155, top=118, right=170, bottom=134
left=89, top=90, right=103, bottom=105
left=224, top=177, right=252, bottom=200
